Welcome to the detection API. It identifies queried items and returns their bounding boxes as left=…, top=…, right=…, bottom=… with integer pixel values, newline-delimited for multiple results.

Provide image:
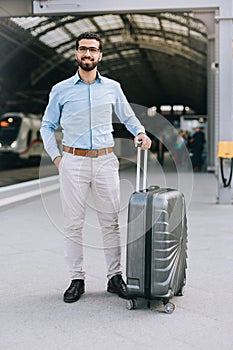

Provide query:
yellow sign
left=217, top=141, right=233, bottom=158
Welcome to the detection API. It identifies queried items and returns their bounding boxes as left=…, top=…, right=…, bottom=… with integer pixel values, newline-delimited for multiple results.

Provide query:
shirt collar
left=73, top=70, right=103, bottom=84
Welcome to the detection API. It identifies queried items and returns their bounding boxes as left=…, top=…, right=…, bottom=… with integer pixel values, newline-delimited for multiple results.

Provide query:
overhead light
left=160, top=105, right=172, bottom=112
left=173, top=105, right=184, bottom=112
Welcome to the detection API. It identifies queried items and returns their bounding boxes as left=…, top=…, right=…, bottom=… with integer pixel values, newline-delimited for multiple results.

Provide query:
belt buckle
left=89, top=150, right=98, bottom=158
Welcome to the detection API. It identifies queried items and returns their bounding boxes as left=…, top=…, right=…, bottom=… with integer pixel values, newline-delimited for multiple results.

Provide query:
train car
left=0, top=112, right=44, bottom=162
left=0, top=110, right=173, bottom=166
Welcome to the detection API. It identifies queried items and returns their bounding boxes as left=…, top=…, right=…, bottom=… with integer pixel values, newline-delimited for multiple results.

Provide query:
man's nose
left=84, top=49, right=91, bottom=56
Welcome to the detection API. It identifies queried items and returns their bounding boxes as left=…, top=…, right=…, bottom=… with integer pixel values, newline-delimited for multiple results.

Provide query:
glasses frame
left=77, top=46, right=101, bottom=55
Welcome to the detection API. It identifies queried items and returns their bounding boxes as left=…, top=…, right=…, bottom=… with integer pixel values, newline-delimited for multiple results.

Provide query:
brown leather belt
left=63, top=146, right=113, bottom=157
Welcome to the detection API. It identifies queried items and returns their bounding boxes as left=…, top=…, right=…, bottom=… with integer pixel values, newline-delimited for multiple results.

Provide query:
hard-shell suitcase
left=126, top=145, right=188, bottom=313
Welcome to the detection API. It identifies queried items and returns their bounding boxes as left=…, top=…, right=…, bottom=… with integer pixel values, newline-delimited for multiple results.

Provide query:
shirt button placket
left=89, top=84, right=93, bottom=150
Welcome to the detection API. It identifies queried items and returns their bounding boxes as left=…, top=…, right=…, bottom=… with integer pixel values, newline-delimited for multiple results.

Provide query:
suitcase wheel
left=126, top=299, right=137, bottom=310
left=164, top=302, right=175, bottom=314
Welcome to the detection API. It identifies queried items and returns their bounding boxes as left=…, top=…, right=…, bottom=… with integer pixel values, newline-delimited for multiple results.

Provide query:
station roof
left=0, top=12, right=207, bottom=116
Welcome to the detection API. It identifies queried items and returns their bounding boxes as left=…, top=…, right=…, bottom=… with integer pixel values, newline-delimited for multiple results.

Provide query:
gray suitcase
left=126, top=146, right=188, bottom=313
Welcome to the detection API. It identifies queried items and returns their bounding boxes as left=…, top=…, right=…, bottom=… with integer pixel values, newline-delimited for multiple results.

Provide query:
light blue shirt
left=40, top=71, right=145, bottom=160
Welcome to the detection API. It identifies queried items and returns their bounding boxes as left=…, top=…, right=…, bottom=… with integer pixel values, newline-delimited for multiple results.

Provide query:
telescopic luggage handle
left=136, top=142, right=148, bottom=192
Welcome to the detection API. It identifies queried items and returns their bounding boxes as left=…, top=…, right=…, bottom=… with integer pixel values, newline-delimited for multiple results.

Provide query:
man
left=40, top=32, right=151, bottom=303
left=190, top=126, right=206, bottom=171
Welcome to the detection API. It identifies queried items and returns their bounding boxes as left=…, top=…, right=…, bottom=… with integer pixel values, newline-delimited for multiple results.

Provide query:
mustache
left=81, top=57, right=94, bottom=60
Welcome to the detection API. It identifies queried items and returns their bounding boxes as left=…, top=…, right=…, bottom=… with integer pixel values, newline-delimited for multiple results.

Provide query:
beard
left=77, top=57, right=99, bottom=71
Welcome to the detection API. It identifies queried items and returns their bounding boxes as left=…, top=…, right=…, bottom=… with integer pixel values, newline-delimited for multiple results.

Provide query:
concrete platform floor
left=0, top=160, right=233, bottom=350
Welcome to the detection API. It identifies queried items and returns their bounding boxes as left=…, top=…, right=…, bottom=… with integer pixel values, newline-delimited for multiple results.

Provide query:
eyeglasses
left=77, top=46, right=100, bottom=54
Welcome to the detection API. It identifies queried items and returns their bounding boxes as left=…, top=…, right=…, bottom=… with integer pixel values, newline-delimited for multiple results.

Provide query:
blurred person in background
left=190, top=126, right=206, bottom=171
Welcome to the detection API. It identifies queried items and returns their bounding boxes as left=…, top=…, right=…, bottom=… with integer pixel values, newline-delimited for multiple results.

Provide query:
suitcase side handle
left=136, top=142, right=148, bottom=192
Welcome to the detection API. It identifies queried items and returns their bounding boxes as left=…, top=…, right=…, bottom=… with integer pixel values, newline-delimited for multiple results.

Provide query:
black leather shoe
left=107, top=274, right=128, bottom=299
left=63, top=279, right=85, bottom=303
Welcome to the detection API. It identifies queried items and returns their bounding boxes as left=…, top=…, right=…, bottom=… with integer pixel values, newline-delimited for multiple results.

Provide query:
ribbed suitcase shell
left=126, top=186, right=187, bottom=303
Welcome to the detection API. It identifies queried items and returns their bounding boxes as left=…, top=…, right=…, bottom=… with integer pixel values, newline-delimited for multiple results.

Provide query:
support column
left=207, top=35, right=217, bottom=172
left=217, top=15, right=233, bottom=204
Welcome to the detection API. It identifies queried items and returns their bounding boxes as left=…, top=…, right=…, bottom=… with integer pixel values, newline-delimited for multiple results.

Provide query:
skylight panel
left=131, top=14, right=160, bottom=29
left=137, top=34, right=164, bottom=45
left=65, top=18, right=97, bottom=35
left=39, top=28, right=71, bottom=48
left=188, top=18, right=207, bottom=33
left=162, top=19, right=188, bottom=35
left=63, top=49, right=75, bottom=59
left=56, top=42, right=74, bottom=54
left=109, top=35, right=124, bottom=43
left=190, top=30, right=207, bottom=41
left=11, top=16, right=47, bottom=30
left=93, top=14, right=124, bottom=31
left=31, top=17, right=77, bottom=37
left=121, top=49, right=139, bottom=56
left=162, top=13, right=188, bottom=26
left=31, top=20, right=57, bottom=36
left=60, top=16, right=75, bottom=23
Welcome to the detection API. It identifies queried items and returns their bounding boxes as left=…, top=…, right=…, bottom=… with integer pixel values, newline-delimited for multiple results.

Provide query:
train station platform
left=0, top=159, right=233, bottom=350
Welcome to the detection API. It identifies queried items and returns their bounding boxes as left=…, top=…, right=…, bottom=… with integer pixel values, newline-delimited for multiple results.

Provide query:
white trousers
left=59, top=151, right=122, bottom=280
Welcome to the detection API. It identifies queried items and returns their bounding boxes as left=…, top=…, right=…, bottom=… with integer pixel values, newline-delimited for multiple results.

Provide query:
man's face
left=75, top=38, right=102, bottom=71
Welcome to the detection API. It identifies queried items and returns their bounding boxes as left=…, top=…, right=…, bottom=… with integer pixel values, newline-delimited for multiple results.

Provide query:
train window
left=0, top=116, right=21, bottom=145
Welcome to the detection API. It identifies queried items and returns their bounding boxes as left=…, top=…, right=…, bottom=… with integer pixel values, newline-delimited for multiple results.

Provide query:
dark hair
left=75, top=32, right=103, bottom=51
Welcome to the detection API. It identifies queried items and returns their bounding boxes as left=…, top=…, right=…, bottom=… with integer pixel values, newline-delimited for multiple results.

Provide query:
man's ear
left=99, top=52, right=103, bottom=62
left=74, top=51, right=78, bottom=61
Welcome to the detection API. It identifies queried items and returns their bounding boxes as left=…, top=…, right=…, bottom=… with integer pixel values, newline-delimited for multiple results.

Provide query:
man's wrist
left=53, top=155, right=62, bottom=162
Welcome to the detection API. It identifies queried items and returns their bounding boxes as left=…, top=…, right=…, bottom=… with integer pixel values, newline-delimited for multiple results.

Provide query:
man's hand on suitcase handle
left=134, top=132, right=152, bottom=150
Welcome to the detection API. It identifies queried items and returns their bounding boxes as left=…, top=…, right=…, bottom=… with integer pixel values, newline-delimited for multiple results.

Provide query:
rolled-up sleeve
left=40, top=86, right=62, bottom=161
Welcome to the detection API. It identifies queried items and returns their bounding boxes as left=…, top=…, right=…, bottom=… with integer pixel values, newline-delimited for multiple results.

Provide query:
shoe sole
left=107, top=286, right=129, bottom=299
left=63, top=289, right=85, bottom=303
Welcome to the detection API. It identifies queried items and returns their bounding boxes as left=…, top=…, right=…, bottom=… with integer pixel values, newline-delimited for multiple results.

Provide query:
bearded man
left=40, top=32, right=151, bottom=303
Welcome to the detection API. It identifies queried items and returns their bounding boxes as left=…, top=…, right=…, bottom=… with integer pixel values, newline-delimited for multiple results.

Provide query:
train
left=0, top=110, right=184, bottom=166
left=0, top=111, right=158, bottom=164
left=0, top=112, right=44, bottom=162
